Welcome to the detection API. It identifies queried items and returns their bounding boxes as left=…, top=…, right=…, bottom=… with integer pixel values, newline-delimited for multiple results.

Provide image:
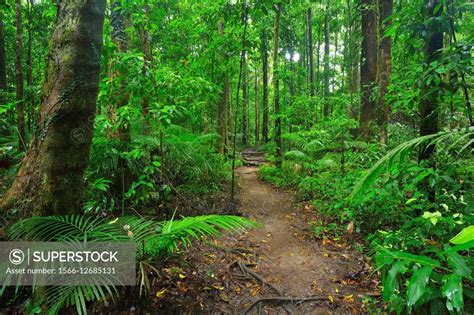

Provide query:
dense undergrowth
left=259, top=122, right=473, bottom=313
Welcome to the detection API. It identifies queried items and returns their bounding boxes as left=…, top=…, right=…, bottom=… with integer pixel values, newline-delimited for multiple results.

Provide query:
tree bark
left=316, top=23, right=321, bottom=93
left=359, top=0, right=378, bottom=138
left=307, top=8, right=315, bottom=97
left=138, top=3, right=153, bottom=133
left=242, top=51, right=248, bottom=146
left=377, top=0, right=393, bottom=144
left=273, top=4, right=282, bottom=167
left=347, top=0, right=359, bottom=119
left=217, top=19, right=228, bottom=153
left=419, top=0, right=442, bottom=164
left=323, top=2, right=330, bottom=117
left=0, top=0, right=106, bottom=216
left=15, top=0, right=26, bottom=151
left=254, top=68, right=259, bottom=144
left=261, top=30, right=269, bottom=143
left=26, top=0, right=34, bottom=132
left=0, top=17, right=6, bottom=94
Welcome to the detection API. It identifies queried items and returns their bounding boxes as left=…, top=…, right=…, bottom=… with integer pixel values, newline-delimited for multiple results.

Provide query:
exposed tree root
left=244, top=295, right=333, bottom=314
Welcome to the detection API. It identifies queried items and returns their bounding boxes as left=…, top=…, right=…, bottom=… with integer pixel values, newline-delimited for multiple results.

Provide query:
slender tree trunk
left=0, top=18, right=6, bottom=96
left=323, top=2, right=330, bottom=117
left=359, top=0, right=378, bottom=138
left=316, top=23, right=321, bottom=93
left=0, top=0, right=106, bottom=216
left=377, top=0, right=393, bottom=144
left=254, top=68, right=259, bottom=144
left=242, top=52, right=248, bottom=146
left=26, top=0, right=34, bottom=132
left=307, top=8, right=315, bottom=97
left=419, top=0, right=443, bottom=183
left=217, top=19, right=228, bottom=153
left=273, top=4, right=282, bottom=167
left=347, top=0, right=358, bottom=119
left=15, top=0, right=26, bottom=151
left=261, top=30, right=269, bottom=143
left=138, top=3, right=153, bottom=133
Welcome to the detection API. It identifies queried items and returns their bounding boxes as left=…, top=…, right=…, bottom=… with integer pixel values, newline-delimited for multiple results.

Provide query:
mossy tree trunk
left=0, top=0, right=106, bottom=217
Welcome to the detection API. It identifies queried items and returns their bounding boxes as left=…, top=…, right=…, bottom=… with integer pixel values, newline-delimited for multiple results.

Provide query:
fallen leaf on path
left=343, top=294, right=354, bottom=303
left=155, top=289, right=166, bottom=298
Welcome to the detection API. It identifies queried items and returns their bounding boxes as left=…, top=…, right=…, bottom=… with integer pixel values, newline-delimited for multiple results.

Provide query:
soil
left=147, top=148, right=379, bottom=314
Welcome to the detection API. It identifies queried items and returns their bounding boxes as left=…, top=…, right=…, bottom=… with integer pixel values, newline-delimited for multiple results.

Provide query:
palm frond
left=349, top=128, right=473, bottom=202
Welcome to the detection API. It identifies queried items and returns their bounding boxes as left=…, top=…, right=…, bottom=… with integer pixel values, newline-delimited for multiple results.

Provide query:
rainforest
left=0, top=0, right=472, bottom=314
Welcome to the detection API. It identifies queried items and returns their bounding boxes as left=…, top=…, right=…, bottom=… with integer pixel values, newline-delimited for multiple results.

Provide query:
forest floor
left=151, top=148, right=380, bottom=314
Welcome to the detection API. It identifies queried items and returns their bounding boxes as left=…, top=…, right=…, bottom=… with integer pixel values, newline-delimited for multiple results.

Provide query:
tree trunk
left=316, top=23, right=321, bottom=93
left=377, top=0, right=393, bottom=144
left=26, top=0, right=34, bottom=132
left=0, top=0, right=106, bottom=216
left=419, top=0, right=443, bottom=202
left=307, top=8, right=315, bottom=97
left=323, top=2, right=330, bottom=117
left=359, top=0, right=378, bottom=138
left=15, top=0, right=26, bottom=151
left=217, top=19, right=228, bottom=153
left=254, top=68, right=259, bottom=144
left=242, top=51, right=248, bottom=146
left=347, top=0, right=359, bottom=119
left=261, top=30, right=269, bottom=143
left=273, top=4, right=282, bottom=167
left=0, top=17, right=7, bottom=95
left=138, top=3, right=153, bottom=133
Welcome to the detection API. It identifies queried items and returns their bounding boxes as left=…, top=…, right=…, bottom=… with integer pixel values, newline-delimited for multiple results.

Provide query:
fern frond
left=283, top=150, right=310, bottom=162
left=349, top=128, right=473, bottom=202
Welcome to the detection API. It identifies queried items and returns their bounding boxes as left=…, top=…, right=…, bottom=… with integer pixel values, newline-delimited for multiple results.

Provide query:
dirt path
left=154, top=148, right=377, bottom=314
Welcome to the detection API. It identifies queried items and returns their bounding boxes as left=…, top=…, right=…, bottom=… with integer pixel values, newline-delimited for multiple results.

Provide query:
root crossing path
left=161, top=148, right=377, bottom=314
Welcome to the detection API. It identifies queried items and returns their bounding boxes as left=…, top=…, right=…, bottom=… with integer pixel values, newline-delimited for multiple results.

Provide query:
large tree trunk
left=261, top=30, right=269, bottom=143
left=419, top=0, right=443, bottom=202
left=359, top=0, right=378, bottom=138
left=15, top=0, right=26, bottom=151
left=323, top=2, right=330, bottom=117
left=0, top=0, right=106, bottom=217
left=307, top=8, right=315, bottom=97
left=273, top=4, right=282, bottom=167
left=377, top=0, right=393, bottom=144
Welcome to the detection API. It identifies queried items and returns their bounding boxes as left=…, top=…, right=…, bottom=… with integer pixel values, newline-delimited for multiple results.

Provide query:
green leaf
left=442, top=274, right=463, bottom=313
left=407, top=266, right=433, bottom=308
left=383, top=260, right=406, bottom=301
left=450, top=226, right=474, bottom=245
left=445, top=252, right=471, bottom=278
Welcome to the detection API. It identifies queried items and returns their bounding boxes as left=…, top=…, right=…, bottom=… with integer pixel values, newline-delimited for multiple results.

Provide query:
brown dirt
left=149, top=149, right=379, bottom=314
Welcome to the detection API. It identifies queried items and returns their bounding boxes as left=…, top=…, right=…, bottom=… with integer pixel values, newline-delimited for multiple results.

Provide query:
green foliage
left=4, top=214, right=257, bottom=314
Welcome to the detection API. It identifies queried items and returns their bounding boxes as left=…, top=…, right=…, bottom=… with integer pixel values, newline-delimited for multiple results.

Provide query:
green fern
left=349, top=128, right=473, bottom=201
left=5, top=214, right=257, bottom=314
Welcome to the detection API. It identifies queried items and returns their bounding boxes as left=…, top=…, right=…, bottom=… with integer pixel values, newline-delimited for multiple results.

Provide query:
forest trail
left=161, top=149, right=377, bottom=314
